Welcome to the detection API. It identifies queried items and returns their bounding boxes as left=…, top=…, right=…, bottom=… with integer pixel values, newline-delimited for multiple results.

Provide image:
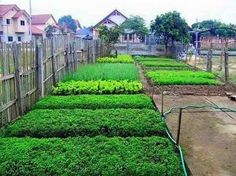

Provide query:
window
left=124, top=34, right=127, bottom=40
left=6, top=19, right=10, bottom=25
left=20, top=20, right=25, bottom=26
left=8, top=36, right=13, bottom=42
left=129, top=34, right=132, bottom=40
left=18, top=36, right=22, bottom=42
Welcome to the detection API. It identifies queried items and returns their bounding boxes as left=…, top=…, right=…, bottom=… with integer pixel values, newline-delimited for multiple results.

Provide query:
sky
left=1, top=0, right=236, bottom=27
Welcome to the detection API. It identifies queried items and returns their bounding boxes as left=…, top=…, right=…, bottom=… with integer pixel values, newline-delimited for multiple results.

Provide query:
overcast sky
left=2, top=0, right=236, bottom=27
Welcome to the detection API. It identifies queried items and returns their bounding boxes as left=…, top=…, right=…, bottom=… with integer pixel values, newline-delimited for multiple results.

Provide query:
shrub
left=63, top=63, right=139, bottom=81
left=97, top=55, right=133, bottom=63
left=34, top=95, right=154, bottom=110
left=147, top=70, right=221, bottom=85
left=2, top=109, right=165, bottom=138
left=0, top=136, right=183, bottom=175
left=52, top=80, right=143, bottom=95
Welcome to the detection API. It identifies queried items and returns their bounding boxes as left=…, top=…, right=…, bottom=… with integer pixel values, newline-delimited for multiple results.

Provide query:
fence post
left=12, top=43, right=23, bottom=116
left=224, top=42, right=229, bottom=83
left=206, top=43, right=213, bottom=72
left=50, top=38, right=56, bottom=86
left=36, top=39, right=44, bottom=97
left=92, top=40, right=96, bottom=63
left=219, top=44, right=224, bottom=71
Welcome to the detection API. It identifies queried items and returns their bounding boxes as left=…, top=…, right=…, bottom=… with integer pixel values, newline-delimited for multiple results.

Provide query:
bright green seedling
left=0, top=136, right=183, bottom=175
left=33, top=95, right=154, bottom=110
left=97, top=54, right=133, bottom=63
left=2, top=109, right=165, bottom=138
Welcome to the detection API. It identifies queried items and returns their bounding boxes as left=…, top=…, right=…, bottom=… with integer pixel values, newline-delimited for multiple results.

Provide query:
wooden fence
left=0, top=35, right=108, bottom=127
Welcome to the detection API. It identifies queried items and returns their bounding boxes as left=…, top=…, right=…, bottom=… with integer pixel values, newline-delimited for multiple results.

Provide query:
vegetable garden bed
left=0, top=136, right=183, bottom=176
left=147, top=70, right=221, bottom=85
left=63, top=63, right=139, bottom=81
left=96, top=54, right=133, bottom=63
left=2, top=109, right=165, bottom=138
left=34, top=95, right=154, bottom=110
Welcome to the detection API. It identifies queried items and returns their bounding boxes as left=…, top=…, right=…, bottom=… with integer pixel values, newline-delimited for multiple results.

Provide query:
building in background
left=0, top=4, right=30, bottom=42
left=93, top=9, right=142, bottom=43
left=76, top=27, right=93, bottom=40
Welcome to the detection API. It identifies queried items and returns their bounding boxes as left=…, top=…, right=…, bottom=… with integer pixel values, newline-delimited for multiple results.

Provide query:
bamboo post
left=12, top=43, right=23, bottom=116
left=50, top=38, right=56, bottom=86
left=224, top=42, right=229, bottom=83
left=92, top=40, right=96, bottom=63
left=206, top=42, right=213, bottom=72
left=36, top=39, right=44, bottom=97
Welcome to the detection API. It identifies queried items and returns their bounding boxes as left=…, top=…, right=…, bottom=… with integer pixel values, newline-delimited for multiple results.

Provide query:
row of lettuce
left=0, top=55, right=184, bottom=175
left=135, top=56, right=221, bottom=85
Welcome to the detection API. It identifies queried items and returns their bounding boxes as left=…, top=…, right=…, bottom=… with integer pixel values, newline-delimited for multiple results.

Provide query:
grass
left=0, top=136, right=183, bottom=176
left=33, top=95, right=154, bottom=110
left=147, top=70, right=221, bottom=85
left=63, top=63, right=139, bottom=82
left=52, top=80, right=143, bottom=95
left=2, top=109, right=165, bottom=138
left=97, top=55, right=133, bottom=63
left=135, top=56, right=173, bottom=62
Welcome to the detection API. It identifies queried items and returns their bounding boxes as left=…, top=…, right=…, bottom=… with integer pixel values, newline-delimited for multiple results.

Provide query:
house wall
left=1, top=9, right=30, bottom=42
left=108, top=15, right=126, bottom=25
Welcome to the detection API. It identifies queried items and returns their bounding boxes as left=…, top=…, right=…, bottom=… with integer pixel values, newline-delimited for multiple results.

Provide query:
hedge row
left=0, top=136, right=182, bottom=176
left=52, top=80, right=143, bottom=95
left=2, top=109, right=165, bottom=138
left=34, top=95, right=154, bottom=110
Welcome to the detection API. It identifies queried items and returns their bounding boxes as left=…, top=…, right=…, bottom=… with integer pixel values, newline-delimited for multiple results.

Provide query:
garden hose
left=162, top=104, right=236, bottom=176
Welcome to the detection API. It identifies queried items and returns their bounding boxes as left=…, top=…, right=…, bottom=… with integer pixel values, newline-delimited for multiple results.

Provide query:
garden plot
left=97, top=54, right=133, bottom=63
left=0, top=136, right=183, bottom=176
left=2, top=109, right=165, bottom=138
left=147, top=70, right=221, bottom=85
left=34, top=95, right=154, bottom=109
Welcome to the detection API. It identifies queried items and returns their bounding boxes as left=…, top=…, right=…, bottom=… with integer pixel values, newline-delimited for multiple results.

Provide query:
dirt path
left=154, top=95, right=236, bottom=176
left=137, top=64, right=236, bottom=175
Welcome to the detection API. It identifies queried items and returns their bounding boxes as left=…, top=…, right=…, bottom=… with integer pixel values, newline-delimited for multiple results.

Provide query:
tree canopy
left=192, top=20, right=236, bottom=38
left=120, top=15, right=148, bottom=39
left=58, top=15, right=77, bottom=32
left=151, top=11, right=190, bottom=48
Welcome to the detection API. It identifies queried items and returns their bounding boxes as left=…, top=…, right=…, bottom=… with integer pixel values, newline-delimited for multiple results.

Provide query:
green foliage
left=0, top=136, right=183, bottom=176
left=135, top=57, right=173, bottom=62
left=33, top=95, right=154, bottom=110
left=147, top=70, right=221, bottom=85
left=52, top=80, right=143, bottom=95
left=58, top=15, right=77, bottom=32
left=2, top=109, right=165, bottom=138
left=151, top=11, right=190, bottom=48
left=120, top=15, right=148, bottom=41
left=63, top=63, right=138, bottom=81
left=97, top=55, right=133, bottom=63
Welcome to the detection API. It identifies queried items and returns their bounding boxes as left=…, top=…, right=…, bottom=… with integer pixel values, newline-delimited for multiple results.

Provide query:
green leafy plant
left=33, top=95, right=154, bottom=110
left=147, top=70, right=221, bottom=85
left=63, top=63, right=139, bottom=81
left=0, top=136, right=183, bottom=175
left=97, top=55, right=133, bottom=63
left=52, top=80, right=143, bottom=95
left=2, top=109, right=165, bottom=138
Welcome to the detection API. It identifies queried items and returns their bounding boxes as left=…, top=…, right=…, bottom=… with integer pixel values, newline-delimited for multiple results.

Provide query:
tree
left=120, top=15, right=148, bottom=41
left=151, top=11, right=190, bottom=53
left=58, top=15, right=77, bottom=32
left=98, top=25, right=121, bottom=54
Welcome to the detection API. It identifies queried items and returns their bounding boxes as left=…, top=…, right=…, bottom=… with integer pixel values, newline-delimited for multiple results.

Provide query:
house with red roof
left=0, top=4, right=30, bottom=42
left=93, top=9, right=142, bottom=43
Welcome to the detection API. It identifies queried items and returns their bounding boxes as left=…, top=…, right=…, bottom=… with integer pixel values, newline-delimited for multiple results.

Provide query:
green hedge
left=2, top=109, right=165, bottom=138
left=34, top=95, right=154, bottom=110
left=96, top=55, right=133, bottom=63
left=147, top=70, right=221, bottom=85
left=63, top=63, right=139, bottom=82
left=52, top=80, right=143, bottom=95
left=0, top=136, right=183, bottom=175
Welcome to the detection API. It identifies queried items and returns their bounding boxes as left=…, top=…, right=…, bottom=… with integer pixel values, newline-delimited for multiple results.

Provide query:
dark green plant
left=58, top=15, right=77, bottom=32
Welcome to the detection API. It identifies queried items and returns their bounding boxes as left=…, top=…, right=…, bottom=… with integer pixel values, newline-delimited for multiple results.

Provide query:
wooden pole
left=50, top=38, right=56, bottom=86
left=36, top=39, right=44, bottom=97
left=206, top=42, right=213, bottom=72
left=176, top=108, right=183, bottom=146
left=224, top=42, right=229, bottom=83
left=12, top=43, right=23, bottom=116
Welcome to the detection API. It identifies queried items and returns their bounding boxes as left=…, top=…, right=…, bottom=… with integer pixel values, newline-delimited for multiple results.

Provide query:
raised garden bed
left=63, top=63, right=139, bottom=81
left=34, top=95, right=154, bottom=110
left=96, top=55, right=133, bottom=63
left=52, top=80, right=143, bottom=95
left=147, top=70, right=221, bottom=85
left=2, top=109, right=165, bottom=138
left=0, top=136, right=183, bottom=175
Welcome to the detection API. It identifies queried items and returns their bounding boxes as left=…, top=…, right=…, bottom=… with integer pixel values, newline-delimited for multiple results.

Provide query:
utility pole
left=29, top=0, right=32, bottom=41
